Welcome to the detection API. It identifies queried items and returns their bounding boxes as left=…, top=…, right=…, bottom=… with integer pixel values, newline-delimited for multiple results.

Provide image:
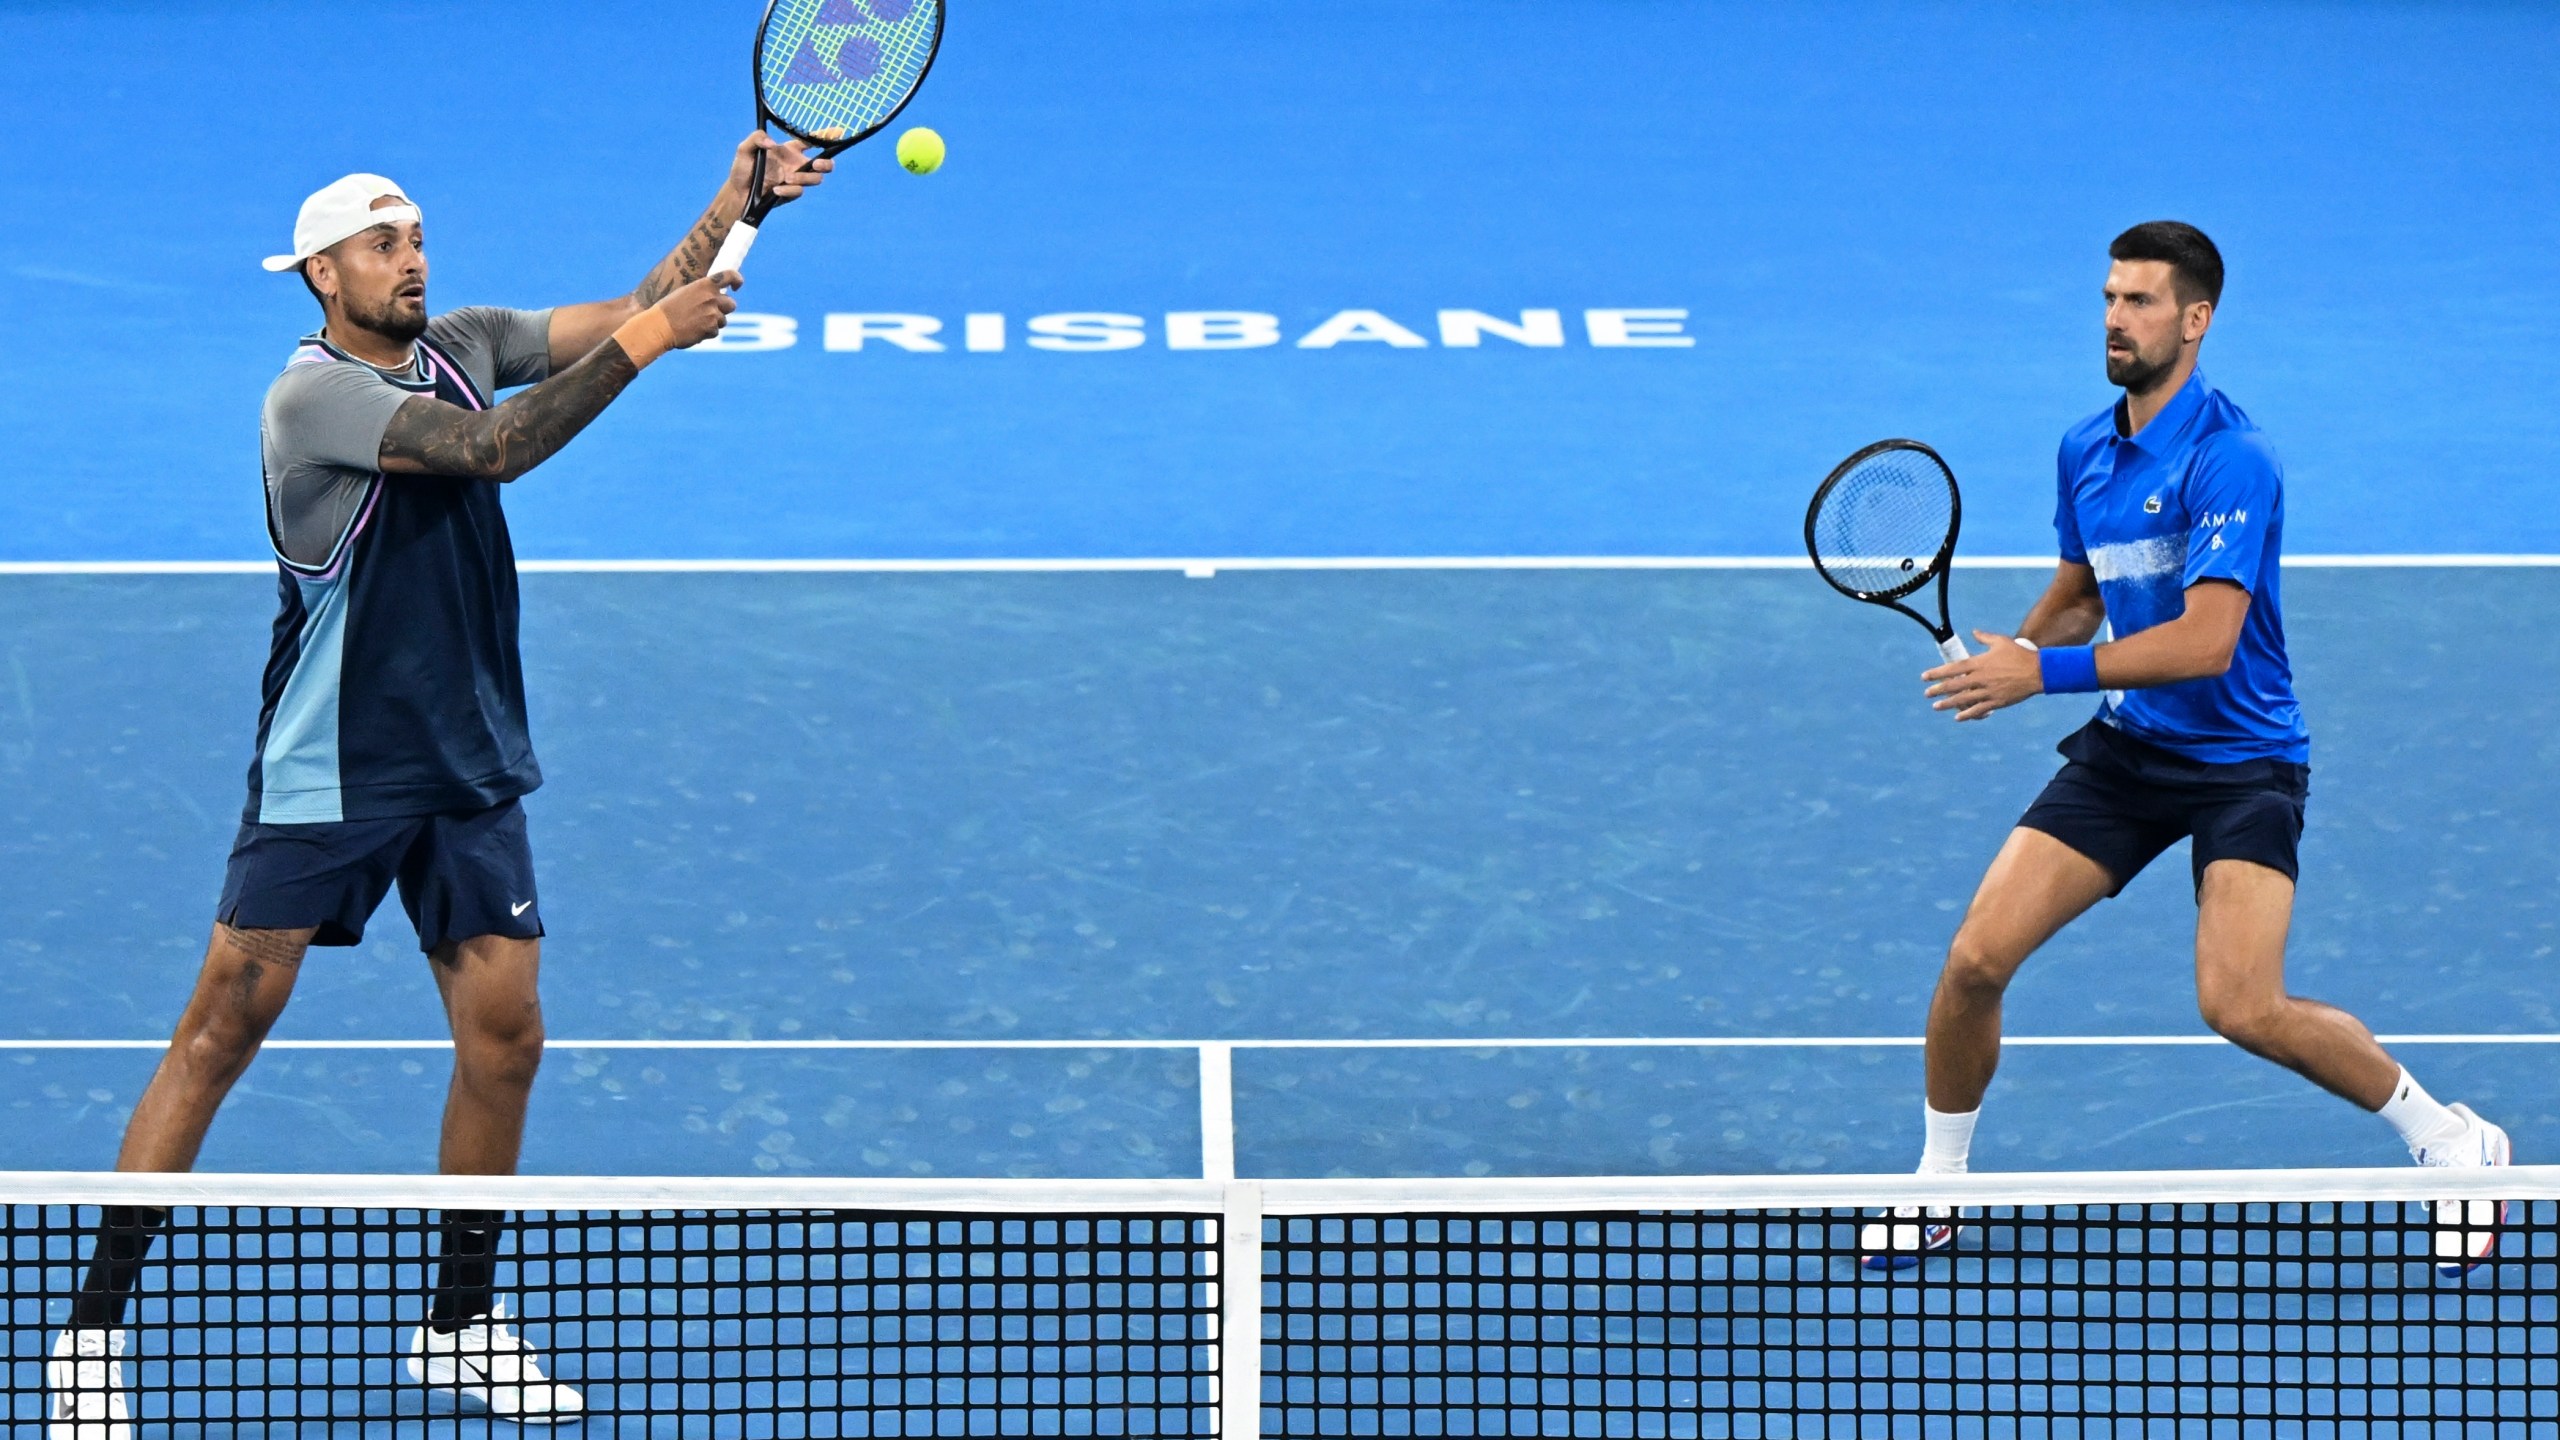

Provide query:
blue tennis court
left=3, top=0, right=2557, bottom=1186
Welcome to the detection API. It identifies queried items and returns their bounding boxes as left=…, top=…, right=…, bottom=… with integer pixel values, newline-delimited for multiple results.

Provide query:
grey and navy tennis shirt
left=248, top=307, right=553, bottom=824
left=2054, top=369, right=2307, bottom=764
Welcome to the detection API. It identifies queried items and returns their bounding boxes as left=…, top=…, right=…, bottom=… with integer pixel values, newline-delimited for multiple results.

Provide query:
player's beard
left=348, top=287, right=429, bottom=345
left=2104, top=327, right=2179, bottom=396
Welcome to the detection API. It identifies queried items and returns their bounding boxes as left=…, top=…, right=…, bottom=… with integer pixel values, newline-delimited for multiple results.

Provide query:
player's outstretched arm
left=543, top=135, right=833, bottom=370
left=380, top=275, right=736, bottom=482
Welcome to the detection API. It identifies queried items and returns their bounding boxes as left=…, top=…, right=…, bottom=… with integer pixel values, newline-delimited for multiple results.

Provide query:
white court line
left=3, top=554, right=2558, bottom=577
left=5, top=1033, right=2555, bottom=1051
left=1197, top=1043, right=1236, bottom=1182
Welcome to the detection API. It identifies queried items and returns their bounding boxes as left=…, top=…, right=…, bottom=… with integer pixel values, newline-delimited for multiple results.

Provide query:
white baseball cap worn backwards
left=261, top=174, right=423, bottom=273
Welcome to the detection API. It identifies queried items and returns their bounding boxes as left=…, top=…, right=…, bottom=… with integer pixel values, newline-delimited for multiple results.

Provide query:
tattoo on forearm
left=632, top=196, right=735, bottom=308
left=379, top=344, right=642, bottom=482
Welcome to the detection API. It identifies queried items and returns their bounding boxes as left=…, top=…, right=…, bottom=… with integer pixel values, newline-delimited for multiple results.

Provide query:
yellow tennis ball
left=896, top=126, right=944, bottom=175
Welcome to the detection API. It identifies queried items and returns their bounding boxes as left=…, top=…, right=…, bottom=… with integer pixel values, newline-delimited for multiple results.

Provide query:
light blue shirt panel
left=255, top=574, right=351, bottom=823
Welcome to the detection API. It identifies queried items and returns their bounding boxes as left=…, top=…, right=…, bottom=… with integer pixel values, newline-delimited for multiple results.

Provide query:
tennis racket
left=709, top=0, right=946, bottom=278
left=1805, top=438, right=1970, bottom=663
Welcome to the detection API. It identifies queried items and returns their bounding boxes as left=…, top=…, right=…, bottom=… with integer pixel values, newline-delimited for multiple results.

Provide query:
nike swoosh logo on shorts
left=511, top=901, right=533, bottom=917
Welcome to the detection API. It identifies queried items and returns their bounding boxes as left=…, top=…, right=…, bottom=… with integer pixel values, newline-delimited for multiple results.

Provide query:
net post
left=1218, top=1180, right=1264, bottom=1440
left=1199, top=1043, right=1237, bottom=1182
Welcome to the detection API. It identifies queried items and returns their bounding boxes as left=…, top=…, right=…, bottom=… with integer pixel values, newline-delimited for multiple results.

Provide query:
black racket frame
left=1803, top=437, right=1964, bottom=647
left=741, top=0, right=948, bottom=229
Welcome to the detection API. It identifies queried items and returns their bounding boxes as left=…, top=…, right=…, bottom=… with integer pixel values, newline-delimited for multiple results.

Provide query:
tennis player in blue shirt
left=1865, top=222, right=2511, bottom=1276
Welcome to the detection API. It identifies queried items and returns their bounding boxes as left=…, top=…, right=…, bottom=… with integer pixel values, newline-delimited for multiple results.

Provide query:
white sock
left=2377, top=1067, right=2466, bottom=1149
left=1918, top=1102, right=1978, bottom=1174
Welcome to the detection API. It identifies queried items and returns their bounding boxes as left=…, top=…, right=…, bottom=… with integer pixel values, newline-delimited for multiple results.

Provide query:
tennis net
left=4, top=1168, right=2554, bottom=1438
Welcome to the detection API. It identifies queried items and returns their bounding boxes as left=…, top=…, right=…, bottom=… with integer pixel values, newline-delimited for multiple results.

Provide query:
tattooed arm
left=543, top=133, right=835, bottom=369
left=382, top=275, right=737, bottom=481
left=380, top=343, right=639, bottom=482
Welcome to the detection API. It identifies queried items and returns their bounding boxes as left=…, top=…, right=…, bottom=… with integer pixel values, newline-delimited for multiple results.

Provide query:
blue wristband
left=2038, top=645, right=2100, bottom=694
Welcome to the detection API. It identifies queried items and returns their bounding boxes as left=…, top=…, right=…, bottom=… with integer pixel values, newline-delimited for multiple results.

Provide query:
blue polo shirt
left=2054, top=370, right=2307, bottom=763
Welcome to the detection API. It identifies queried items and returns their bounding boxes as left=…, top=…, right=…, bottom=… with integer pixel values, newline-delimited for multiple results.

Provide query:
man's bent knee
left=1941, top=931, right=2023, bottom=999
left=456, top=1014, right=546, bottom=1091
left=1937, top=829, right=2114, bottom=1002
left=172, top=1016, right=271, bottom=1084
left=2198, top=989, right=2284, bottom=1054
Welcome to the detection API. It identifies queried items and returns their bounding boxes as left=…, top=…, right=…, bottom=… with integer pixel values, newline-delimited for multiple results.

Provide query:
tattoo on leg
left=214, top=927, right=307, bottom=1022
left=221, top=926, right=308, bottom=967
left=228, top=960, right=266, bottom=1012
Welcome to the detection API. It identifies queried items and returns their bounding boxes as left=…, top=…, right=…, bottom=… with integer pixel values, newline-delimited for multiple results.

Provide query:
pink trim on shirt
left=415, top=342, right=489, bottom=411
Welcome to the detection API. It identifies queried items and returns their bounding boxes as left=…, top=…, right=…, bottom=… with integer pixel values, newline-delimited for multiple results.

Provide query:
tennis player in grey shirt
left=48, top=134, right=831, bottom=1438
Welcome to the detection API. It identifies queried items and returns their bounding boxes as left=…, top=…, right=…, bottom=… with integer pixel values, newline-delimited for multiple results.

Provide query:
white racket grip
left=1936, top=634, right=1971, bottom=664
left=710, top=220, right=759, bottom=279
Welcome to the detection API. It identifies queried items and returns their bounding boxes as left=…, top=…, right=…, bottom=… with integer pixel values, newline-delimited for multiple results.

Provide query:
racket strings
left=1810, top=450, right=1957, bottom=599
left=761, top=0, right=938, bottom=141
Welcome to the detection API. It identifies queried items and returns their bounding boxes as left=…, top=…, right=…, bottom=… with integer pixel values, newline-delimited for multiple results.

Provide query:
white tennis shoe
left=2413, top=1101, right=2512, bottom=1280
left=403, top=1305, right=584, bottom=1422
left=1858, top=1206, right=1957, bottom=1270
left=45, top=1327, right=133, bottom=1440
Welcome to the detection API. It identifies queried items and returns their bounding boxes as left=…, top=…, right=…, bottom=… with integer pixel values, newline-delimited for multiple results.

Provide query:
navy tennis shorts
left=2019, top=719, right=2309, bottom=895
left=216, top=799, right=542, bottom=951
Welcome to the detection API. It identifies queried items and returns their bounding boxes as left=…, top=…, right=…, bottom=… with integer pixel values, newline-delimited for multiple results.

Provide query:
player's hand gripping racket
left=710, top=0, right=946, bottom=278
left=1805, top=439, right=1970, bottom=663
